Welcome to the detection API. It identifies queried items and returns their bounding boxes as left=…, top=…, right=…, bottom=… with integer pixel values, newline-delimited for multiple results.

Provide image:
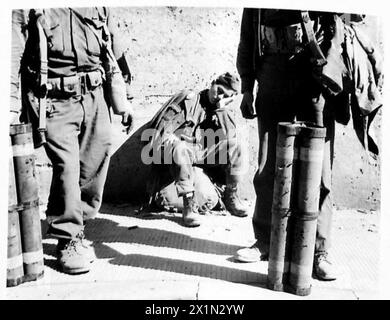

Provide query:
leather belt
left=47, top=70, right=103, bottom=98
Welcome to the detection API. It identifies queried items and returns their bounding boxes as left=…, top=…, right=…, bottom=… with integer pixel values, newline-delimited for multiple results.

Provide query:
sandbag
left=155, top=167, right=219, bottom=213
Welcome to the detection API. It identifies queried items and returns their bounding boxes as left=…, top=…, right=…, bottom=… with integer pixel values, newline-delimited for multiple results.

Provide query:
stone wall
left=35, top=7, right=382, bottom=210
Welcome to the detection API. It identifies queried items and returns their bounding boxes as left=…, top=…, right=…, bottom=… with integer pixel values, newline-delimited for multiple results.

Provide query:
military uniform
left=11, top=7, right=131, bottom=273
left=148, top=77, right=249, bottom=226
left=236, top=8, right=338, bottom=278
left=157, top=90, right=244, bottom=196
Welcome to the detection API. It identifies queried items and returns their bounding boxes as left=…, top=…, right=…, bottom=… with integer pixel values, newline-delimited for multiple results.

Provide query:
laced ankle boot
left=182, top=192, right=201, bottom=227
left=224, top=183, right=249, bottom=217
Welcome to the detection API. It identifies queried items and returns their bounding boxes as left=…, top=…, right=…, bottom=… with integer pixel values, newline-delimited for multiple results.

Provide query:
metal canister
left=267, top=122, right=300, bottom=291
left=10, top=124, right=44, bottom=282
left=288, top=124, right=326, bottom=296
left=7, top=137, right=24, bottom=287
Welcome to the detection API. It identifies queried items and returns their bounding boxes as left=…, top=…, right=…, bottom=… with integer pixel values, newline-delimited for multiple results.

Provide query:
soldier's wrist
left=240, top=79, right=255, bottom=94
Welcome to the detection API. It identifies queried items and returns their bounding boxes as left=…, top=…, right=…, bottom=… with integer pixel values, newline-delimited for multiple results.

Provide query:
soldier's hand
left=121, top=102, right=134, bottom=134
left=216, top=96, right=235, bottom=109
left=121, top=112, right=133, bottom=134
left=240, top=91, right=256, bottom=119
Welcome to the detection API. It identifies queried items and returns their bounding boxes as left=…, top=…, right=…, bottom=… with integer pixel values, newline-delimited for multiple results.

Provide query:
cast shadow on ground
left=41, top=216, right=267, bottom=288
left=109, top=253, right=267, bottom=286
left=86, top=217, right=243, bottom=256
left=99, top=202, right=230, bottom=229
left=103, top=122, right=151, bottom=205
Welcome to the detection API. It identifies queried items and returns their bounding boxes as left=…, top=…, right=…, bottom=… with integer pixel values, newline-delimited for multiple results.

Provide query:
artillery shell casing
left=288, top=125, right=326, bottom=296
left=7, top=137, right=24, bottom=287
left=267, top=123, right=300, bottom=291
left=10, top=124, right=44, bottom=282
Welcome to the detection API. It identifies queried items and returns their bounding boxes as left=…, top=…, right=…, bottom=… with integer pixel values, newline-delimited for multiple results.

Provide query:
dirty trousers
left=252, top=55, right=334, bottom=254
left=163, top=137, right=244, bottom=196
left=44, top=86, right=112, bottom=239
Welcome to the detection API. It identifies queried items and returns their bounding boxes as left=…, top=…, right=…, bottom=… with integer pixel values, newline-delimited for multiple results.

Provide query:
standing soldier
left=10, top=7, right=133, bottom=274
left=234, top=8, right=342, bottom=280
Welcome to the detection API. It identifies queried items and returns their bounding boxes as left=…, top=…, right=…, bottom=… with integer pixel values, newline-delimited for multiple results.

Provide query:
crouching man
left=144, top=73, right=250, bottom=227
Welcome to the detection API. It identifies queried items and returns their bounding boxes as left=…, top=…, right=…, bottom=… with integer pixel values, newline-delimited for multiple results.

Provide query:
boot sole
left=312, top=272, right=337, bottom=281
left=183, top=218, right=201, bottom=227
left=61, top=265, right=90, bottom=275
left=230, top=212, right=248, bottom=218
left=233, top=253, right=269, bottom=263
left=183, top=222, right=201, bottom=228
left=233, top=255, right=260, bottom=263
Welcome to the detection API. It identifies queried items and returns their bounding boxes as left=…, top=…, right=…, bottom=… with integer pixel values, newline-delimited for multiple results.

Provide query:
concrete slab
left=6, top=279, right=199, bottom=300
left=5, top=204, right=380, bottom=300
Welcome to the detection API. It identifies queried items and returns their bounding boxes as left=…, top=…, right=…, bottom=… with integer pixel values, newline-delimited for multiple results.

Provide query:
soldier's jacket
left=145, top=89, right=237, bottom=208
left=236, top=8, right=335, bottom=94
left=147, top=89, right=237, bottom=151
left=237, top=8, right=383, bottom=156
left=10, top=7, right=123, bottom=112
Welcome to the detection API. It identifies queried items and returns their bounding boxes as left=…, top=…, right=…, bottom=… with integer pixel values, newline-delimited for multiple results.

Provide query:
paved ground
left=5, top=202, right=381, bottom=300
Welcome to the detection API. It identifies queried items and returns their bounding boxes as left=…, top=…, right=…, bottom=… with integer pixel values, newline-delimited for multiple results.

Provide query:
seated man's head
left=207, top=72, right=240, bottom=106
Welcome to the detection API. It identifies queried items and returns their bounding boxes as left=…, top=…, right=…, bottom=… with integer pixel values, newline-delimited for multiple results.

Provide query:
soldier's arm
left=106, top=8, right=132, bottom=98
left=106, top=8, right=122, bottom=60
left=10, top=9, right=28, bottom=122
left=236, top=8, right=256, bottom=94
left=106, top=9, right=131, bottom=77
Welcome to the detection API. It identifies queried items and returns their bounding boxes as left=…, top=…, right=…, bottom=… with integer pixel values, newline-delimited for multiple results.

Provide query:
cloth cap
left=215, top=72, right=240, bottom=93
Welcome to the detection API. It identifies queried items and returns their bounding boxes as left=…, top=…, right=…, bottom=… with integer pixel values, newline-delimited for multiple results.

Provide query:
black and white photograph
left=1, top=0, right=389, bottom=303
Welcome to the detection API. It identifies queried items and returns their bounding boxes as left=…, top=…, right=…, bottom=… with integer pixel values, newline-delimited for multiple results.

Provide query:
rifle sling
left=36, top=17, right=48, bottom=133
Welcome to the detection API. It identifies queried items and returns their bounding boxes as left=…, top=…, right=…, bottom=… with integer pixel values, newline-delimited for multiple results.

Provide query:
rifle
left=35, top=15, right=48, bottom=147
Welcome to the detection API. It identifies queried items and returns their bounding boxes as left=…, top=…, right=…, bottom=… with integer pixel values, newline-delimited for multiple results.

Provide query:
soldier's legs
left=79, top=87, right=112, bottom=222
left=315, top=115, right=335, bottom=254
left=196, top=137, right=249, bottom=217
left=197, top=137, right=244, bottom=176
left=45, top=96, right=84, bottom=239
left=165, top=139, right=200, bottom=227
left=298, top=91, right=339, bottom=280
left=297, top=90, right=334, bottom=255
left=236, top=56, right=299, bottom=262
left=252, top=117, right=277, bottom=246
left=234, top=113, right=281, bottom=261
left=167, top=139, right=195, bottom=196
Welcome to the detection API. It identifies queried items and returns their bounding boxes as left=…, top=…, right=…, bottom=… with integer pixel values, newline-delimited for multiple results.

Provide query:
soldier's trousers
left=44, top=86, right=112, bottom=239
left=253, top=54, right=335, bottom=255
left=163, top=137, right=245, bottom=196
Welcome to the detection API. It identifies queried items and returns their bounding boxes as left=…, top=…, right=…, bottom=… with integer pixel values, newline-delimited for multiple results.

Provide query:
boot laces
left=184, top=194, right=199, bottom=212
left=62, top=239, right=82, bottom=257
left=62, top=232, right=86, bottom=256
left=315, top=252, right=331, bottom=265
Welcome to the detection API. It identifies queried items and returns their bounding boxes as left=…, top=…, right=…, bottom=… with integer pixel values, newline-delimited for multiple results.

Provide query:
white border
left=0, top=0, right=388, bottom=299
